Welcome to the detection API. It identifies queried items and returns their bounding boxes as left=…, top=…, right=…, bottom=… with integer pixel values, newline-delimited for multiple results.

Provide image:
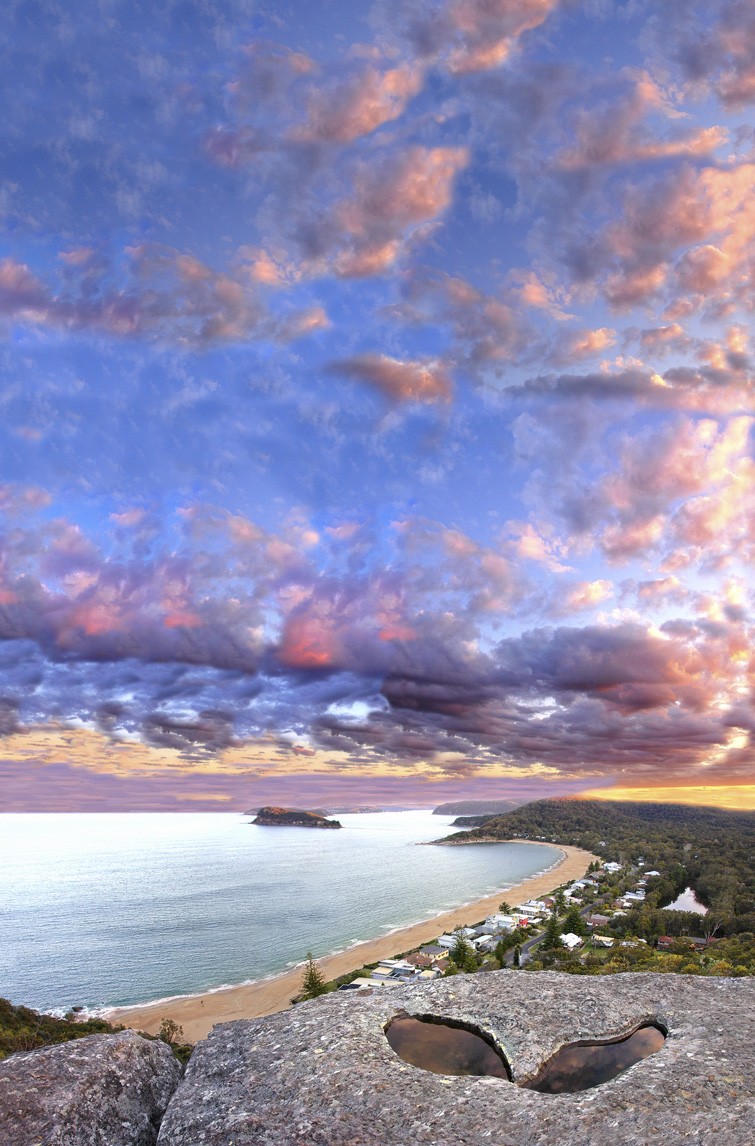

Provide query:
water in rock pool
left=527, top=1025, right=666, bottom=1093
left=385, top=1014, right=666, bottom=1092
left=385, top=1014, right=511, bottom=1079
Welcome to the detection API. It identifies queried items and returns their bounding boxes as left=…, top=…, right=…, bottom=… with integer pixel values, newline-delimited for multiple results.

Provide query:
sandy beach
left=108, top=842, right=596, bottom=1044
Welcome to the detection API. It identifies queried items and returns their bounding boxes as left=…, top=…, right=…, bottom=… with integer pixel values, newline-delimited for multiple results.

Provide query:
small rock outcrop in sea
left=250, top=806, right=342, bottom=828
left=157, top=972, right=753, bottom=1146
left=0, top=1030, right=181, bottom=1146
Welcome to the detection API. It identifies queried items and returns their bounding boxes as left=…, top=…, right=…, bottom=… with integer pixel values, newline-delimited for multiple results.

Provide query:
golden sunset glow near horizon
left=0, top=0, right=752, bottom=813
left=581, top=785, right=755, bottom=812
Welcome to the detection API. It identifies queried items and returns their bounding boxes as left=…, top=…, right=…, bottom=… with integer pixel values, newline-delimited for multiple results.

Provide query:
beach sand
left=108, top=842, right=597, bottom=1044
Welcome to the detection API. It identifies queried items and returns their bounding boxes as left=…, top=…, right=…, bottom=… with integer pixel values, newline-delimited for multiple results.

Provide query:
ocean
left=0, top=811, right=561, bottom=1013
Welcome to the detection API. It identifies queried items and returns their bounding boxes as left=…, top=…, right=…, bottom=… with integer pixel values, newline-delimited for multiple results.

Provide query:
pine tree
left=563, top=904, right=587, bottom=937
left=540, top=910, right=564, bottom=951
left=300, top=951, right=328, bottom=999
left=450, top=930, right=478, bottom=973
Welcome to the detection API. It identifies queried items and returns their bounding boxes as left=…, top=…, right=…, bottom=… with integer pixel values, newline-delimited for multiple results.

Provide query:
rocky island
left=249, top=806, right=342, bottom=829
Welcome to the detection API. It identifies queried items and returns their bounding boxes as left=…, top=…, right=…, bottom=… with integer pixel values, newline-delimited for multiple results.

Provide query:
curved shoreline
left=108, top=842, right=597, bottom=1044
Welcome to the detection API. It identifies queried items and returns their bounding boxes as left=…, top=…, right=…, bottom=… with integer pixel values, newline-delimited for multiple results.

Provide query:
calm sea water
left=0, top=812, right=560, bottom=1012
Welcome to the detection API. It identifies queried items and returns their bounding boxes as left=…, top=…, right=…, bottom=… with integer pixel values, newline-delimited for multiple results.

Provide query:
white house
left=482, top=914, right=516, bottom=933
left=470, top=935, right=496, bottom=953
left=560, top=932, right=583, bottom=950
left=371, top=959, right=416, bottom=981
left=603, top=862, right=622, bottom=873
left=516, top=904, right=546, bottom=920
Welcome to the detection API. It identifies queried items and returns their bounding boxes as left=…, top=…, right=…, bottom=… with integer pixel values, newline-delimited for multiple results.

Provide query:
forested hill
left=442, top=798, right=755, bottom=921
left=432, top=799, right=524, bottom=816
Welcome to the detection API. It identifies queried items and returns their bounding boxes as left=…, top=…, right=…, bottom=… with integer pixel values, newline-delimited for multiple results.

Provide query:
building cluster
left=335, top=857, right=687, bottom=993
left=337, top=897, right=560, bottom=993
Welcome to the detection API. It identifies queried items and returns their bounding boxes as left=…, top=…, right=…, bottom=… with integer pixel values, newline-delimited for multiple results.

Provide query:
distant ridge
left=432, top=799, right=527, bottom=817
left=313, top=806, right=390, bottom=815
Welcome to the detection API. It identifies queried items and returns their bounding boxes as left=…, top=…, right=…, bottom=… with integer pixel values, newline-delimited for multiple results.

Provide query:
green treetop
left=300, top=952, right=328, bottom=999
left=563, top=905, right=588, bottom=937
left=540, top=910, right=564, bottom=951
left=450, top=930, right=479, bottom=973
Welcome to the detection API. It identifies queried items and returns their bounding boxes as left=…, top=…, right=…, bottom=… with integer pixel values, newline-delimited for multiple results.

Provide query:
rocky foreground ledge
left=0, top=1030, right=180, bottom=1146
left=2, top=973, right=753, bottom=1145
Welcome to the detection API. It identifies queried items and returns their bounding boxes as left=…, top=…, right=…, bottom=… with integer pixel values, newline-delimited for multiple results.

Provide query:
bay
left=0, top=811, right=560, bottom=1012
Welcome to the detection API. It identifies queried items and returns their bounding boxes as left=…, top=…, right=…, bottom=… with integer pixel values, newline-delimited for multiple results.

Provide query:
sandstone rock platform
left=157, top=971, right=753, bottom=1145
left=3, top=974, right=752, bottom=1145
left=0, top=1029, right=181, bottom=1146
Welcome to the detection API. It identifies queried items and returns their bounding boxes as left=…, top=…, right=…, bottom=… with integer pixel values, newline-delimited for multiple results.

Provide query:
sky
left=0, top=0, right=753, bottom=811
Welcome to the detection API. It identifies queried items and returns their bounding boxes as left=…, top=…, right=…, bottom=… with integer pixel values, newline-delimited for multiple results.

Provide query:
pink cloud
left=656, top=0, right=755, bottom=109
left=593, top=160, right=755, bottom=315
left=110, top=508, right=148, bottom=528
left=0, top=245, right=325, bottom=347
left=330, top=353, right=453, bottom=403
left=637, top=323, right=690, bottom=354
left=0, top=259, right=50, bottom=320
left=378, top=0, right=560, bottom=75
left=245, top=146, right=468, bottom=283
left=596, top=415, right=754, bottom=567
left=507, top=522, right=571, bottom=573
left=219, top=42, right=421, bottom=154
left=395, top=270, right=532, bottom=378
left=292, top=62, right=423, bottom=143
left=514, top=365, right=752, bottom=417
left=276, top=568, right=417, bottom=674
left=328, top=146, right=469, bottom=277
left=553, top=71, right=727, bottom=172
left=562, top=580, right=614, bottom=612
left=547, top=326, right=616, bottom=366
left=634, top=576, right=687, bottom=604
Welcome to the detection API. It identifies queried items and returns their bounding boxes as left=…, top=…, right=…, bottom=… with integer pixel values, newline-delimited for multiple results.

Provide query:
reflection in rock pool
left=526, top=1024, right=666, bottom=1093
left=385, top=1013, right=511, bottom=1079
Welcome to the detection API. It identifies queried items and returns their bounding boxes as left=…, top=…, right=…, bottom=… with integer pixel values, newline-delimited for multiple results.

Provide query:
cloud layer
left=0, top=0, right=752, bottom=805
